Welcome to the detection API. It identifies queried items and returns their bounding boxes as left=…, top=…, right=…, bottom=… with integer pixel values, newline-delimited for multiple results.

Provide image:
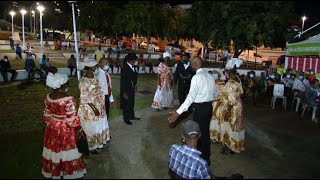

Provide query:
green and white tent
left=286, top=33, right=320, bottom=56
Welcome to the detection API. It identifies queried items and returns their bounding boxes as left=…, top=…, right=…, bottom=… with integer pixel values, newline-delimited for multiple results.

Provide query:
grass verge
left=0, top=74, right=157, bottom=178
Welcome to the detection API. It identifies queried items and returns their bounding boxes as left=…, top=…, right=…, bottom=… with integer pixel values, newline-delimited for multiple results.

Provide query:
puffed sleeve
left=225, top=81, right=238, bottom=106
left=79, top=78, right=94, bottom=104
left=65, top=97, right=80, bottom=127
left=43, top=97, right=51, bottom=124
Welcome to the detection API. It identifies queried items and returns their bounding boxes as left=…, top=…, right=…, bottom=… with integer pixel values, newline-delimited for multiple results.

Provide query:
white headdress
left=78, top=57, right=97, bottom=70
left=46, top=72, right=69, bottom=89
left=225, top=58, right=243, bottom=70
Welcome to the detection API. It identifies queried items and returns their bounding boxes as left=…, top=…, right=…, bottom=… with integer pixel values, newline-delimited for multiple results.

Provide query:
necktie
left=105, top=73, right=112, bottom=96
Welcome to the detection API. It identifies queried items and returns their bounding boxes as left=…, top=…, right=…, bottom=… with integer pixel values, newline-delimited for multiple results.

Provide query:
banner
left=286, top=43, right=320, bottom=56
left=285, top=56, right=320, bottom=74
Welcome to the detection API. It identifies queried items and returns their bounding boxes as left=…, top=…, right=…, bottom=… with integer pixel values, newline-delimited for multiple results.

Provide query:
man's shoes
left=131, top=117, right=141, bottom=120
left=124, top=120, right=133, bottom=125
left=90, top=150, right=99, bottom=154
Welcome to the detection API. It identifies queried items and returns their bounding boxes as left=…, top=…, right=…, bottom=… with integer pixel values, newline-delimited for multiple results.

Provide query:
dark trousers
left=1, top=69, right=17, bottom=82
left=178, top=85, right=192, bottom=112
left=27, top=68, right=44, bottom=80
left=105, top=95, right=110, bottom=118
left=192, top=102, right=212, bottom=163
left=123, top=92, right=135, bottom=121
left=16, top=52, right=22, bottom=59
left=68, top=66, right=77, bottom=76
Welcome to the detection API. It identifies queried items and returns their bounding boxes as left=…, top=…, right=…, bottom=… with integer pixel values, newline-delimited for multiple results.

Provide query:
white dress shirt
left=127, top=62, right=135, bottom=71
left=176, top=68, right=219, bottom=115
left=97, top=67, right=114, bottom=102
left=174, top=62, right=190, bottom=70
left=292, top=78, right=310, bottom=92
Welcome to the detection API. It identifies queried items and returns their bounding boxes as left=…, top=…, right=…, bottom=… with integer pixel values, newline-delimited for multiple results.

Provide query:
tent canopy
left=286, top=33, right=320, bottom=56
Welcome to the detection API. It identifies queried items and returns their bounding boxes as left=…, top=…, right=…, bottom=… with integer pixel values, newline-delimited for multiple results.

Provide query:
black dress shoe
left=124, top=120, right=133, bottom=125
left=90, top=150, right=99, bottom=154
left=131, top=117, right=141, bottom=120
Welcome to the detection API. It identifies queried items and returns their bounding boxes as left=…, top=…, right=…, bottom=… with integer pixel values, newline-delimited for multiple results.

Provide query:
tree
left=113, top=1, right=165, bottom=43
left=78, top=1, right=120, bottom=36
left=162, top=8, right=190, bottom=41
left=186, top=1, right=296, bottom=57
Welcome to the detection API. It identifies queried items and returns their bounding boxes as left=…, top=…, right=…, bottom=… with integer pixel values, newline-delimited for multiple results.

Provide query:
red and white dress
left=151, top=62, right=174, bottom=109
left=42, top=95, right=86, bottom=179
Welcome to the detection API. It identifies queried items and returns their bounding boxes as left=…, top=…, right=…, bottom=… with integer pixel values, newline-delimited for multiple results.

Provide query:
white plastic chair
left=301, top=103, right=318, bottom=123
left=291, top=92, right=301, bottom=112
left=271, top=84, right=287, bottom=110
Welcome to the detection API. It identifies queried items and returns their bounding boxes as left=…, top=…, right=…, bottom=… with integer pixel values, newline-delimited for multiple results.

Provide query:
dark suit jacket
left=120, top=63, right=137, bottom=95
left=174, top=61, right=195, bottom=88
left=0, top=60, right=12, bottom=72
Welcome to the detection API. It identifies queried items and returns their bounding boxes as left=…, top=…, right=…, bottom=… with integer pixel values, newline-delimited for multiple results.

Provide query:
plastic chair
left=300, top=103, right=318, bottom=123
left=291, top=92, right=301, bottom=112
left=271, top=84, right=287, bottom=110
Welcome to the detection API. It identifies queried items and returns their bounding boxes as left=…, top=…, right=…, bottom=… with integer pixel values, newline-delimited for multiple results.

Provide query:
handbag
left=76, top=134, right=89, bottom=154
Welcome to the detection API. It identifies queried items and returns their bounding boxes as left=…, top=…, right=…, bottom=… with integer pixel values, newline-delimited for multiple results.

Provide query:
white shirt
left=127, top=62, right=135, bottom=71
left=292, top=78, right=310, bottom=92
left=174, top=62, right=190, bottom=70
left=176, top=68, right=219, bottom=115
left=97, top=67, right=114, bottom=102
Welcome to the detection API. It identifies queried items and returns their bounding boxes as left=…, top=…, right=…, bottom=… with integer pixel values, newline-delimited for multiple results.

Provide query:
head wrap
left=46, top=72, right=68, bottom=89
left=78, top=57, right=98, bottom=70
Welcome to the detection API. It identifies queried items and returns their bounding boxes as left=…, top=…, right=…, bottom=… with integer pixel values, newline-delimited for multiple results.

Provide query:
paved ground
left=82, top=76, right=320, bottom=179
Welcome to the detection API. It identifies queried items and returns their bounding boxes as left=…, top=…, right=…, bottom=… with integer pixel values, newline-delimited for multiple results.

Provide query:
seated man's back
left=169, top=144, right=212, bottom=179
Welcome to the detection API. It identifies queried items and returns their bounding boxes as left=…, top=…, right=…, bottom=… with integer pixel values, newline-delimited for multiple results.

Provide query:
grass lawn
left=0, top=74, right=157, bottom=178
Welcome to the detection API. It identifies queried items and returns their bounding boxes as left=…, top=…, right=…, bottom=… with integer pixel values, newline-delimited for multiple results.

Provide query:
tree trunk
left=233, top=47, right=243, bottom=58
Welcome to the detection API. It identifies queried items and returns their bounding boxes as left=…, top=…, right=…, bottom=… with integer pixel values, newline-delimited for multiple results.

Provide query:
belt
left=193, top=101, right=212, bottom=105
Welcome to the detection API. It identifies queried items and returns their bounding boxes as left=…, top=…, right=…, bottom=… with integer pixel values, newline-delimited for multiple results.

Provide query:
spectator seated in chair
left=306, top=69, right=316, bottom=84
left=265, top=72, right=279, bottom=104
left=292, top=71, right=310, bottom=101
left=305, top=79, right=320, bottom=122
left=281, top=70, right=294, bottom=105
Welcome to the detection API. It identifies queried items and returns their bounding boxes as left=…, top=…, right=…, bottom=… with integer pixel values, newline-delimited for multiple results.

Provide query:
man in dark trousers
left=120, top=53, right=141, bottom=125
left=174, top=52, right=195, bottom=112
left=0, top=56, right=18, bottom=83
left=169, top=57, right=219, bottom=166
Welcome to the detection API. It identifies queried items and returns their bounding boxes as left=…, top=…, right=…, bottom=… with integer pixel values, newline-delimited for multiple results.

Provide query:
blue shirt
left=306, top=86, right=318, bottom=106
left=168, top=144, right=212, bottom=179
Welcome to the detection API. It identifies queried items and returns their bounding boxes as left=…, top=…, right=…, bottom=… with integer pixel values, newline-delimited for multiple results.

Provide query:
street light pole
left=302, top=16, right=307, bottom=33
left=31, top=11, right=35, bottom=33
left=20, top=9, right=27, bottom=50
left=9, top=11, right=16, bottom=40
left=30, top=2, right=39, bottom=33
left=69, top=1, right=80, bottom=80
left=37, top=5, right=44, bottom=57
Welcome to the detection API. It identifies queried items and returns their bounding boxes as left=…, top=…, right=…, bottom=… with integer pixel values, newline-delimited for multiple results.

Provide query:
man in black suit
left=120, top=53, right=141, bottom=125
left=174, top=52, right=195, bottom=112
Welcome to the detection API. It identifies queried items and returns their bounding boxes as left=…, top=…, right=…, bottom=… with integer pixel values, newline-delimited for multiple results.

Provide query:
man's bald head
left=99, top=58, right=109, bottom=68
left=191, top=57, right=203, bottom=71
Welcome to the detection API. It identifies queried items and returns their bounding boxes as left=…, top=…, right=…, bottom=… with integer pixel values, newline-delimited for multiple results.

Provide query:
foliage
left=186, top=1, right=295, bottom=57
left=113, top=1, right=165, bottom=38
left=163, top=8, right=190, bottom=41
left=42, top=7, right=73, bottom=32
left=78, top=1, right=120, bottom=35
